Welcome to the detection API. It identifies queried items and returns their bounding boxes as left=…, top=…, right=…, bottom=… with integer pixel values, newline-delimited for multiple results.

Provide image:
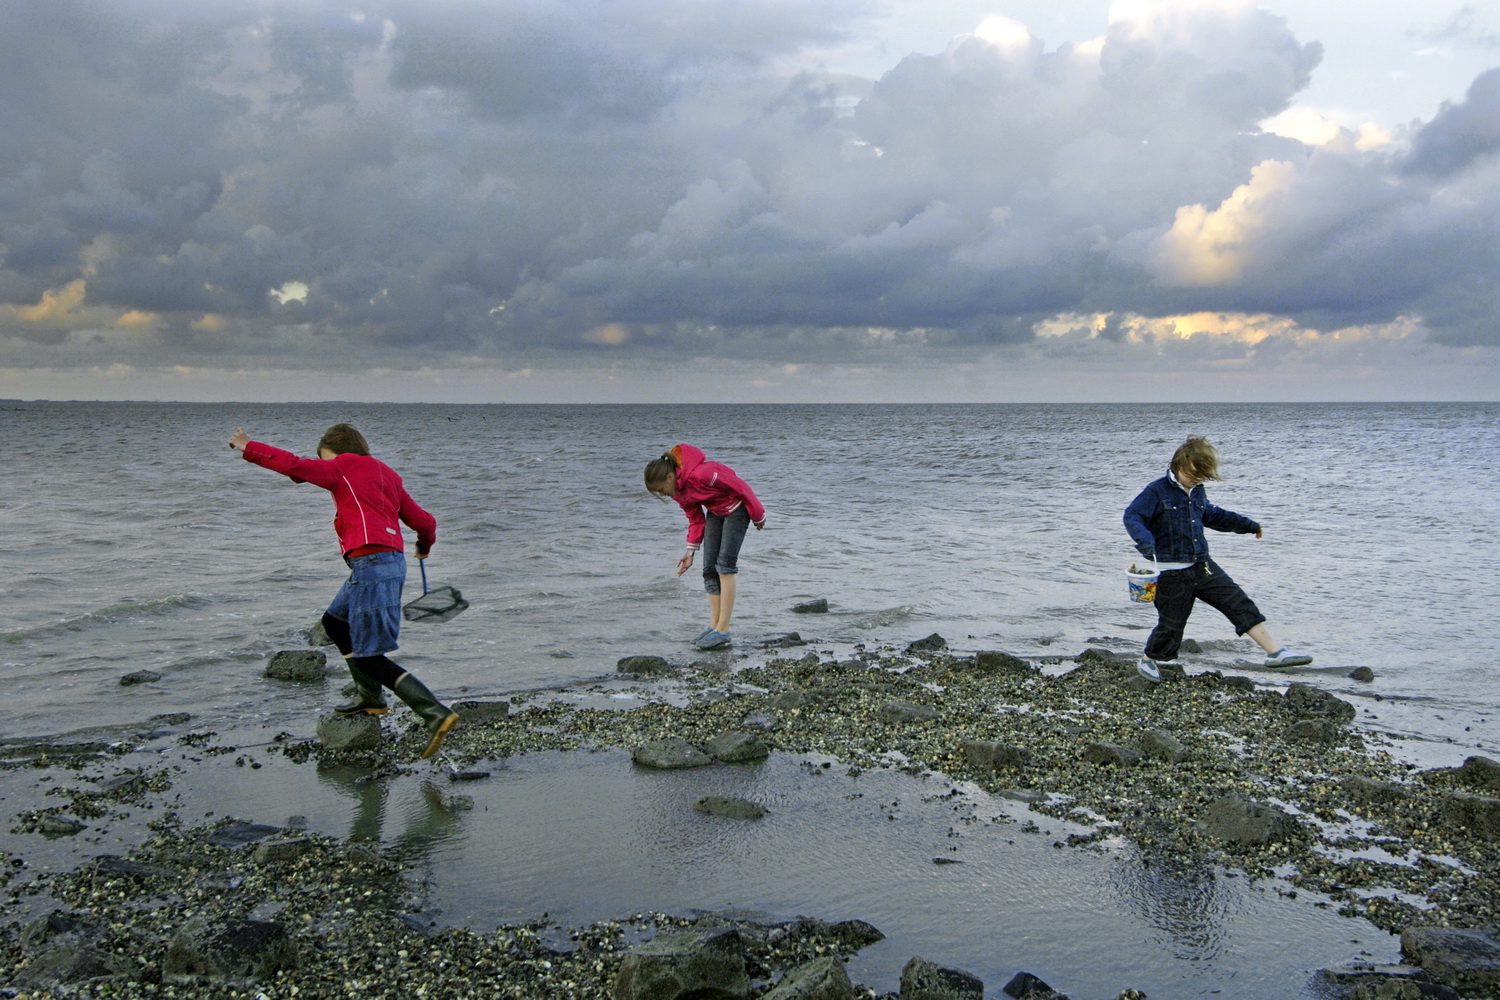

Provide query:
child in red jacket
left=229, top=422, right=458, bottom=758
left=645, top=444, right=766, bottom=650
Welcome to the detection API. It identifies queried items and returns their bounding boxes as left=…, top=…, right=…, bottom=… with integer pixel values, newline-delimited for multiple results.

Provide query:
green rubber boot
left=393, top=674, right=460, bottom=759
left=334, top=660, right=390, bottom=716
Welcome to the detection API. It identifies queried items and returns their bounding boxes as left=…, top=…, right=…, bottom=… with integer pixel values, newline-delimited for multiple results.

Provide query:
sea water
left=4, top=401, right=1496, bottom=752
left=2, top=401, right=1497, bottom=996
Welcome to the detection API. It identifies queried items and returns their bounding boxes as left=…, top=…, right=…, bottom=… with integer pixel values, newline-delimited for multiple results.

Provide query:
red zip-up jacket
left=670, top=443, right=766, bottom=549
left=242, top=441, right=437, bottom=557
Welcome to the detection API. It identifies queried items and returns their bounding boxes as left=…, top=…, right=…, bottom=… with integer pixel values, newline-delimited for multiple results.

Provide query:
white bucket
left=1127, top=566, right=1159, bottom=604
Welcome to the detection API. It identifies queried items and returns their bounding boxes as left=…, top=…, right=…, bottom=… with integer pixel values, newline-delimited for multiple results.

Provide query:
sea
left=2, top=400, right=1497, bottom=997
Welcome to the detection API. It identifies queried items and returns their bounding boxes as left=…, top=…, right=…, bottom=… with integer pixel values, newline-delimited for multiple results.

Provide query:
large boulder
left=705, top=731, right=769, bottom=763
left=632, top=738, right=713, bottom=770
left=162, top=915, right=299, bottom=981
left=614, top=927, right=750, bottom=1000
left=316, top=712, right=383, bottom=751
left=618, top=655, right=676, bottom=676
left=1283, top=683, right=1356, bottom=723
left=1442, top=791, right=1500, bottom=839
left=265, top=650, right=327, bottom=682
left=1198, top=795, right=1306, bottom=849
left=13, top=912, right=126, bottom=991
left=974, top=651, right=1033, bottom=675
left=960, top=741, right=1032, bottom=773
left=1400, top=925, right=1500, bottom=996
left=763, top=955, right=855, bottom=1000
left=900, top=956, right=983, bottom=1000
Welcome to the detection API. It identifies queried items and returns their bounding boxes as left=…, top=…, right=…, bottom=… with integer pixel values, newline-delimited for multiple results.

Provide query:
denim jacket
left=1123, top=473, right=1260, bottom=563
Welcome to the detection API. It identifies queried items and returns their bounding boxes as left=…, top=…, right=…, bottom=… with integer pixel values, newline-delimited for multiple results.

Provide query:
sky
left=1, top=0, right=1498, bottom=403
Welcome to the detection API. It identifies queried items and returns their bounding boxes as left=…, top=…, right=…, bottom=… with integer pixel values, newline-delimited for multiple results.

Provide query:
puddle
left=3, top=742, right=1395, bottom=999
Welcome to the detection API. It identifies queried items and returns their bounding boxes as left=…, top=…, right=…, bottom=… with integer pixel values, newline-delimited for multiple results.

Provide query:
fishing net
left=403, top=562, right=470, bottom=623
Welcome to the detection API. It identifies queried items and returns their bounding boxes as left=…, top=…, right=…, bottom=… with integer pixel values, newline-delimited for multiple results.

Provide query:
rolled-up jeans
left=700, top=507, right=751, bottom=595
left=1145, top=558, right=1265, bottom=662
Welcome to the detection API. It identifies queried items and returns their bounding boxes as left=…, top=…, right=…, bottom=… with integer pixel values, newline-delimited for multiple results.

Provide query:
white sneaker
left=1265, top=648, right=1313, bottom=668
left=1137, top=657, right=1162, bottom=682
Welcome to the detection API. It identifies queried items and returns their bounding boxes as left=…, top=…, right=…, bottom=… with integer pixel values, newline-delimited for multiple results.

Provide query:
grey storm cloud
left=2, top=0, right=1499, bottom=371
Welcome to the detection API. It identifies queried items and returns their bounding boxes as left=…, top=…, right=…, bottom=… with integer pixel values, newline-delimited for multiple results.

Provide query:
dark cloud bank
left=1, top=0, right=1498, bottom=379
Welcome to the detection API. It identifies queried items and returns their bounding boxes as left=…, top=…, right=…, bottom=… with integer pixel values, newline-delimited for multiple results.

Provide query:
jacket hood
left=672, top=443, right=706, bottom=476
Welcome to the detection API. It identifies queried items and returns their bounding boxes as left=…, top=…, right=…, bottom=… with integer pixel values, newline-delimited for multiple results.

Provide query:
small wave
left=3, top=594, right=213, bottom=644
left=849, top=605, right=917, bottom=629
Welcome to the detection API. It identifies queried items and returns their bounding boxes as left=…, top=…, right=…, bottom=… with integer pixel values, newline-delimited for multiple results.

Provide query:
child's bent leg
left=1244, top=623, right=1280, bottom=654
left=709, top=509, right=751, bottom=636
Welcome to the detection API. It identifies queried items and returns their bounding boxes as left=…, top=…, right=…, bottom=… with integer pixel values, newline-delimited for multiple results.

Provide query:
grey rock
left=741, top=711, right=781, bottom=731
left=694, top=796, right=766, bottom=819
left=253, top=837, right=313, bottom=864
left=1003, top=970, right=1070, bottom=998
left=1443, top=790, right=1500, bottom=838
left=15, top=912, right=126, bottom=989
left=618, top=655, right=676, bottom=676
left=764, top=955, right=855, bottom=1000
left=1351, top=980, right=1462, bottom=999
left=1349, top=666, right=1376, bottom=682
left=705, top=731, right=770, bottom=763
left=900, top=956, right=984, bottom=999
left=614, top=927, right=750, bottom=1000
left=796, top=918, right=884, bottom=951
left=1342, top=775, right=1410, bottom=806
left=88, top=855, right=178, bottom=878
left=770, top=690, right=821, bottom=712
left=37, top=816, right=87, bottom=836
left=265, top=650, right=327, bottom=682
left=766, top=633, right=809, bottom=648
left=632, top=738, right=713, bottom=769
left=1288, top=719, right=1345, bottom=742
left=974, top=651, right=1033, bottom=675
left=453, top=700, right=510, bottom=723
left=1284, top=682, right=1356, bottom=722
left=1141, top=729, right=1190, bottom=763
left=998, top=788, right=1047, bottom=804
left=1179, top=638, right=1203, bottom=654
left=1400, top=925, right=1500, bottom=996
left=307, top=618, right=333, bottom=647
left=1445, top=755, right=1500, bottom=794
left=162, top=915, right=300, bottom=981
left=906, top=633, right=948, bottom=653
left=1082, top=742, right=1143, bottom=767
left=316, top=712, right=383, bottom=751
left=792, top=599, right=830, bottom=614
left=880, top=701, right=941, bottom=724
left=960, top=740, right=1032, bottom=772
left=205, top=821, right=284, bottom=846
left=120, top=669, right=162, bottom=686
left=1198, top=795, right=1306, bottom=849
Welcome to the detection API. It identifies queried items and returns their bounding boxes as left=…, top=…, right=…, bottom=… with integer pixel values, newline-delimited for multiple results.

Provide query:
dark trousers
left=701, top=507, right=751, bottom=595
left=1145, top=559, right=1266, bottom=661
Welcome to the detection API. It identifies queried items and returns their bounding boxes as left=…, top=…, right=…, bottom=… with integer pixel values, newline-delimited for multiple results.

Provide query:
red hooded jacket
left=243, top=441, right=437, bottom=557
left=670, top=443, right=766, bottom=549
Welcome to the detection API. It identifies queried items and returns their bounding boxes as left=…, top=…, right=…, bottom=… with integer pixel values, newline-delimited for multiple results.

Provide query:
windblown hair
left=644, top=451, right=678, bottom=492
left=317, top=423, right=371, bottom=457
left=1170, top=435, right=1222, bottom=481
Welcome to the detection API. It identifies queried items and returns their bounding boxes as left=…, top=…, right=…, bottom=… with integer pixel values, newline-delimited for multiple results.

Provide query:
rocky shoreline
left=3, top=630, right=1499, bottom=999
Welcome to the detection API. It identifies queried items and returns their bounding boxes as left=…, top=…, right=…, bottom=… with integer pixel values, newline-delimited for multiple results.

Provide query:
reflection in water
left=315, top=761, right=468, bottom=849
left=1112, top=850, right=1236, bottom=963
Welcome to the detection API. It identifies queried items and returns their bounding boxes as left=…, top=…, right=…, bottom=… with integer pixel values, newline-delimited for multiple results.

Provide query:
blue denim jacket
left=1123, top=474, right=1260, bottom=563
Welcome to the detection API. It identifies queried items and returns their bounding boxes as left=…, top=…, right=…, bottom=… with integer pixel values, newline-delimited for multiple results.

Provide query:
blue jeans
left=326, top=550, right=406, bottom=657
left=701, top=507, right=751, bottom=595
left=1145, top=558, right=1266, bottom=662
